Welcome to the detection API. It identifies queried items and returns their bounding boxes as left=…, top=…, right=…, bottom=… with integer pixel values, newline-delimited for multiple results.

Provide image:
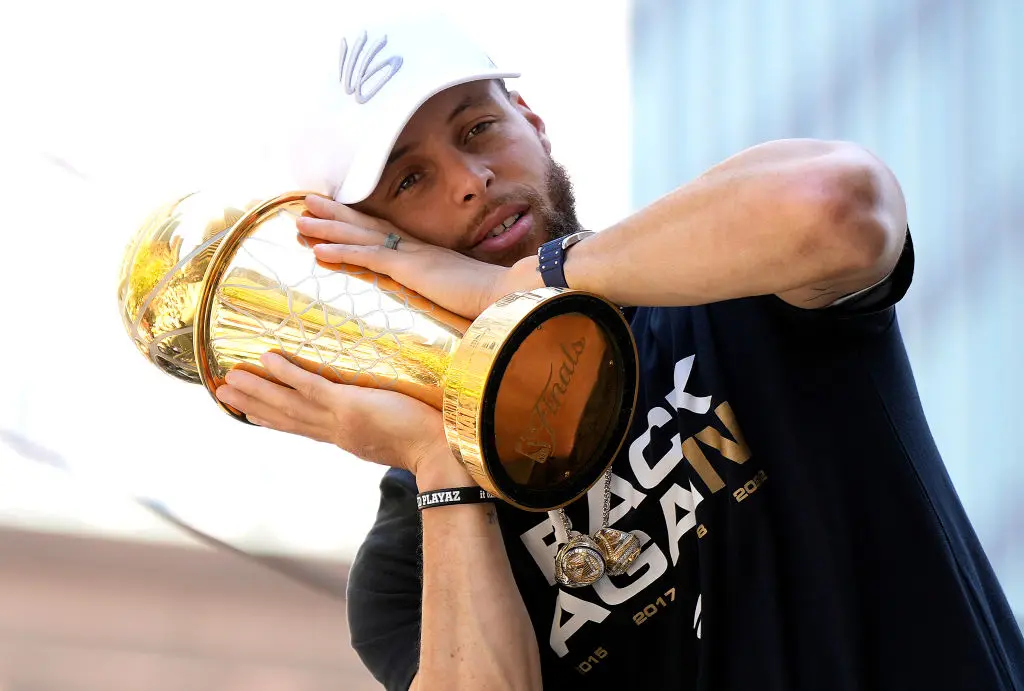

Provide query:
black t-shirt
left=346, top=232, right=1024, bottom=690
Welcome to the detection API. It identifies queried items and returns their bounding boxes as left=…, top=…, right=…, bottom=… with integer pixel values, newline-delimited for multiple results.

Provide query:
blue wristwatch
left=538, top=230, right=595, bottom=289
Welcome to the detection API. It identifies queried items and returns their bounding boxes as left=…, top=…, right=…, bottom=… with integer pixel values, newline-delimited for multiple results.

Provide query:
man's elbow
left=799, top=144, right=907, bottom=278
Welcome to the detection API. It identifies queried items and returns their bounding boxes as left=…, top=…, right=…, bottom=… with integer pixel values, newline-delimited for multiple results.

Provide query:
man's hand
left=297, top=195, right=540, bottom=320
left=215, top=352, right=469, bottom=483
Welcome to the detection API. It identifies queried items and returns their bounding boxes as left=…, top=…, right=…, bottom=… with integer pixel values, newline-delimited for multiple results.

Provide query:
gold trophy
left=118, top=190, right=638, bottom=511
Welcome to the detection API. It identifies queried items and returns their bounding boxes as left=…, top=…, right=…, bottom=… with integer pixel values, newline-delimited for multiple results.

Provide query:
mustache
left=463, top=189, right=545, bottom=239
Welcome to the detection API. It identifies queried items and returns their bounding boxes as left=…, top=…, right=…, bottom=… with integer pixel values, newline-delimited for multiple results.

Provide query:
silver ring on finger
left=384, top=232, right=401, bottom=250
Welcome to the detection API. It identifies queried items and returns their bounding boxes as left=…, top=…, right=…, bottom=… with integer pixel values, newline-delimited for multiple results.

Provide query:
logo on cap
left=340, top=31, right=403, bottom=104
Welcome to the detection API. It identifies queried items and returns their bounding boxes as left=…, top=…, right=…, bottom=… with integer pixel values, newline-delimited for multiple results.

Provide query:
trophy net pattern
left=206, top=206, right=465, bottom=407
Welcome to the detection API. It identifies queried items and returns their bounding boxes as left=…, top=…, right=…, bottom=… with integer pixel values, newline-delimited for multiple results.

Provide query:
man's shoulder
left=357, top=469, right=419, bottom=548
left=350, top=469, right=421, bottom=584
left=382, top=467, right=418, bottom=494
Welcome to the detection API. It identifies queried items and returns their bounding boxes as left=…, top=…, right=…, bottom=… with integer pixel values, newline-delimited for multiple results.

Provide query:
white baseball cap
left=288, top=11, right=519, bottom=204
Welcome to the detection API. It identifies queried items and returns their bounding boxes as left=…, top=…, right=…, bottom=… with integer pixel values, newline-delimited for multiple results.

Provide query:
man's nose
left=447, top=153, right=494, bottom=205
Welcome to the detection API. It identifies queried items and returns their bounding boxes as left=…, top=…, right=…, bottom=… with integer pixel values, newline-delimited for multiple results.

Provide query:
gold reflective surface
left=116, top=192, right=259, bottom=382
left=121, top=191, right=639, bottom=511
left=194, top=193, right=470, bottom=413
left=494, top=313, right=613, bottom=486
left=443, top=289, right=637, bottom=510
left=593, top=527, right=642, bottom=576
left=442, top=290, right=558, bottom=491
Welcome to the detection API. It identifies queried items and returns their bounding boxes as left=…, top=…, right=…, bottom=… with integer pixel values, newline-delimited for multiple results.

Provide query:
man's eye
left=396, top=172, right=422, bottom=195
left=466, top=120, right=494, bottom=141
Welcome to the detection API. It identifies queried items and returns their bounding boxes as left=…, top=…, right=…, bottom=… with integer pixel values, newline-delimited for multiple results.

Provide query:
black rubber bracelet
left=416, top=487, right=499, bottom=511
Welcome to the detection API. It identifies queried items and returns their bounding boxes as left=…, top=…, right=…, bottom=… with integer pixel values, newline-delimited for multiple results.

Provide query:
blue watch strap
left=538, top=238, right=568, bottom=288
left=538, top=231, right=594, bottom=289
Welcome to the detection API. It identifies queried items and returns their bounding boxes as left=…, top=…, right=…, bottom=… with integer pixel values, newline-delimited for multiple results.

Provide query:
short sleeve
left=763, top=227, right=915, bottom=332
left=346, top=469, right=423, bottom=691
left=823, top=227, right=914, bottom=316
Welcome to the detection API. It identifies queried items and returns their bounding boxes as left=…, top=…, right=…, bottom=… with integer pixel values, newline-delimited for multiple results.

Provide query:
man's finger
left=218, top=368, right=320, bottom=421
left=297, top=216, right=384, bottom=245
left=304, top=193, right=347, bottom=221
left=246, top=412, right=332, bottom=444
left=216, top=383, right=300, bottom=425
left=305, top=194, right=381, bottom=230
left=259, top=352, right=348, bottom=408
left=312, top=243, right=398, bottom=276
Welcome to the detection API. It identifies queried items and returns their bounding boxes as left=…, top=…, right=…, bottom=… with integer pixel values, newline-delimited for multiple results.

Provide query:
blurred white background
left=0, top=0, right=633, bottom=561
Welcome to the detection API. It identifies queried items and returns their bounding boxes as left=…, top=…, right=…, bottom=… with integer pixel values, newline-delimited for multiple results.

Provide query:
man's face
left=354, top=80, right=581, bottom=267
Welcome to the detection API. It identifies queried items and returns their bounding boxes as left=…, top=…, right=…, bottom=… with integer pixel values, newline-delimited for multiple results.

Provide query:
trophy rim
left=443, top=289, right=639, bottom=512
left=193, top=190, right=323, bottom=421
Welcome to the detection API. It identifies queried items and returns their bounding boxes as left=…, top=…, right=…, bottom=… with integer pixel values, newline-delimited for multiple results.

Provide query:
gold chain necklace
left=553, top=470, right=642, bottom=588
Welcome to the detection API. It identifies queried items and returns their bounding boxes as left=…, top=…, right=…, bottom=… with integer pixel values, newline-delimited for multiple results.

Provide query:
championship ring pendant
left=593, top=527, right=642, bottom=576
left=554, top=531, right=606, bottom=588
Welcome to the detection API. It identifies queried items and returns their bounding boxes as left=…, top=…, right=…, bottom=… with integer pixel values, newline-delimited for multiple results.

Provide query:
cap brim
left=336, top=69, right=520, bottom=204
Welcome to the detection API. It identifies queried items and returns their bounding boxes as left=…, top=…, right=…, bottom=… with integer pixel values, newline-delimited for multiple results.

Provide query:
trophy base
left=442, top=288, right=638, bottom=512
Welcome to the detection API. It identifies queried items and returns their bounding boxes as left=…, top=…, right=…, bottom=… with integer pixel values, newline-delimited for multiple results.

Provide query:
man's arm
left=291, top=139, right=907, bottom=321
left=561, top=139, right=908, bottom=309
left=215, top=355, right=542, bottom=691
left=410, top=454, right=543, bottom=691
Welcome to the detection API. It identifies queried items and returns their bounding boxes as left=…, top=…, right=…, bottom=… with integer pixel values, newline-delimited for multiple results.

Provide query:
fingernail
left=224, top=372, right=238, bottom=386
left=247, top=416, right=265, bottom=426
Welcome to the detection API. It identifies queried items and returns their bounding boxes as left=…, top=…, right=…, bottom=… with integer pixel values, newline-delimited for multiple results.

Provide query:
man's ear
left=509, top=90, right=551, bottom=155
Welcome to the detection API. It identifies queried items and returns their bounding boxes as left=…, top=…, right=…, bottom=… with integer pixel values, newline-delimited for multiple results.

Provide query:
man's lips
left=472, top=210, right=533, bottom=257
left=470, top=202, right=531, bottom=248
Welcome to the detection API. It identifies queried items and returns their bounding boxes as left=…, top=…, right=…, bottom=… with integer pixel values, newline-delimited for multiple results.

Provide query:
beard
left=539, top=156, right=583, bottom=241
left=494, top=156, right=582, bottom=243
left=458, top=155, right=583, bottom=265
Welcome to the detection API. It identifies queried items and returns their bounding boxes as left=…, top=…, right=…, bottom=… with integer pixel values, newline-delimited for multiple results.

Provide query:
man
left=214, top=11, right=1024, bottom=691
